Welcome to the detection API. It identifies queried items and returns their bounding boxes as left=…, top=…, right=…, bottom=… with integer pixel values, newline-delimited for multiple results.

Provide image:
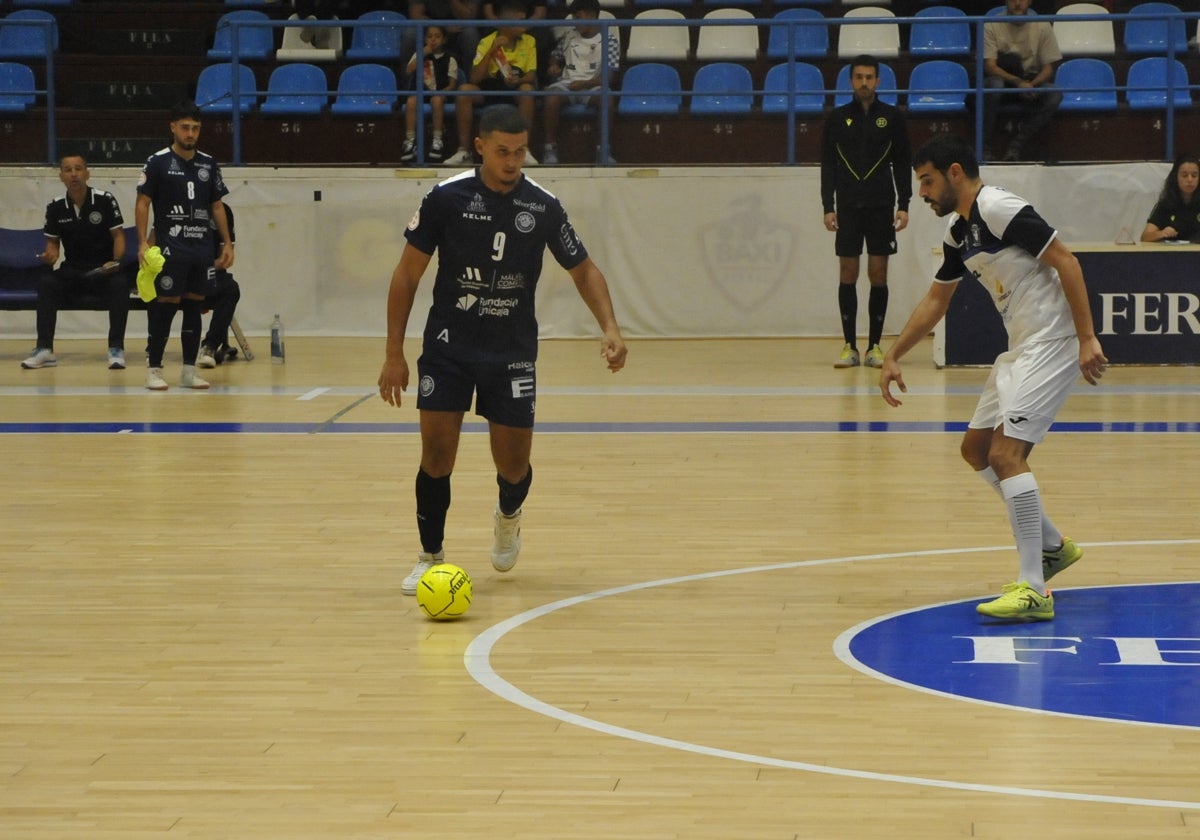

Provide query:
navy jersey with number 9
left=405, top=170, right=588, bottom=363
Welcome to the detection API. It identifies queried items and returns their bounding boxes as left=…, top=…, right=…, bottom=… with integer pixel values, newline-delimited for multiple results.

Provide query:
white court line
left=297, top=387, right=330, bottom=401
left=464, top=540, right=1200, bottom=811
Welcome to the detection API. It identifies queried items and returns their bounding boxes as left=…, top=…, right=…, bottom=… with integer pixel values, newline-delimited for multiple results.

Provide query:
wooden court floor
left=1, top=336, right=1198, bottom=839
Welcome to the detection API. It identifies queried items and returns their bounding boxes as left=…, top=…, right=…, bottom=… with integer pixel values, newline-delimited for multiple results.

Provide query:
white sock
left=1000, top=472, right=1046, bottom=593
left=981, top=466, right=1062, bottom=552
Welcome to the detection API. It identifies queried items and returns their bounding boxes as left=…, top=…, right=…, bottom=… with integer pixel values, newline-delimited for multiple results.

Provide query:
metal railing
left=4, top=9, right=1199, bottom=165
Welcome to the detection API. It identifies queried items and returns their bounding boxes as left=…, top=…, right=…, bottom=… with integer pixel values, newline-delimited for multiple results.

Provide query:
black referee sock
left=179, top=298, right=203, bottom=365
left=146, top=300, right=178, bottom=368
left=868, top=285, right=889, bottom=349
left=415, top=468, right=451, bottom=555
left=497, top=465, right=532, bottom=517
left=838, top=284, right=858, bottom=346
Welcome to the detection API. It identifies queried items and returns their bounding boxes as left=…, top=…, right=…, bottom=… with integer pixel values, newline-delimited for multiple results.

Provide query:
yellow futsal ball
left=416, top=564, right=473, bottom=620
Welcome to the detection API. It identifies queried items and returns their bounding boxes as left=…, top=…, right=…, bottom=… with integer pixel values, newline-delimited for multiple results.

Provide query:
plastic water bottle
left=270, top=314, right=285, bottom=364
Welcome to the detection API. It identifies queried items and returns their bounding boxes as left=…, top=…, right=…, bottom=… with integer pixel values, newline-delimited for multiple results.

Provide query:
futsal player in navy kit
left=135, top=101, right=234, bottom=391
left=377, top=105, right=627, bottom=596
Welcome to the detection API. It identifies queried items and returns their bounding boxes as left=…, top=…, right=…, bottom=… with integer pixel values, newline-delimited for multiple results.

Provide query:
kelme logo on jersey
left=419, top=375, right=435, bottom=397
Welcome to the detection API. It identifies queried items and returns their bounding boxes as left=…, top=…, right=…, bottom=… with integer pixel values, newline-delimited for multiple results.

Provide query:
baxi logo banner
left=837, top=582, right=1200, bottom=729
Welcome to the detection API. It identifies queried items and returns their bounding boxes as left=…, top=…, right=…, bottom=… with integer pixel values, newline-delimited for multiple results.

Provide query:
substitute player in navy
left=880, top=134, right=1107, bottom=622
left=135, top=100, right=234, bottom=391
left=377, top=105, right=627, bottom=596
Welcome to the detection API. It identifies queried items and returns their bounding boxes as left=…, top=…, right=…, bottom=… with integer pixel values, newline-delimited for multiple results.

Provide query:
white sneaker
left=443, top=149, right=472, bottom=166
left=491, top=506, right=522, bottom=572
left=180, top=364, right=210, bottom=390
left=145, top=366, right=168, bottom=391
left=402, top=551, right=444, bottom=595
left=197, top=345, right=217, bottom=369
left=107, top=348, right=125, bottom=370
left=542, top=145, right=559, bottom=164
left=21, top=348, right=57, bottom=369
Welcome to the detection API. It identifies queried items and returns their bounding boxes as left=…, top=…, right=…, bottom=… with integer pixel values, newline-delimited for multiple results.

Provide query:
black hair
left=568, top=0, right=601, bottom=16
left=1159, top=153, right=1200, bottom=206
left=912, top=134, right=980, bottom=180
left=479, top=104, right=528, bottom=136
left=170, top=100, right=202, bottom=123
left=850, top=54, right=880, bottom=75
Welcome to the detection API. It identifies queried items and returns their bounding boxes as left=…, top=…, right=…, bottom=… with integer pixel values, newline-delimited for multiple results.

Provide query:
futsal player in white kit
left=879, top=134, right=1108, bottom=621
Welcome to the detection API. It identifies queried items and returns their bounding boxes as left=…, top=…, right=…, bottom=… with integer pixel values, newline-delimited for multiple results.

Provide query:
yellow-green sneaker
left=864, top=345, right=885, bottom=368
left=833, top=343, right=860, bottom=369
left=1043, top=537, right=1082, bottom=582
left=976, top=581, right=1054, bottom=621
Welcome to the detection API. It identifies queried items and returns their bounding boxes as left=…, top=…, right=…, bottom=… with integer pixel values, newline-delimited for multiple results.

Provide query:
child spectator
left=541, top=0, right=618, bottom=165
left=401, top=25, right=460, bottom=163
left=443, top=0, right=539, bottom=166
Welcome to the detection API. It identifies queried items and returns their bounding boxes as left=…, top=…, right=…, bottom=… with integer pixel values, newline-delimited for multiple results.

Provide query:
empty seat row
left=618, top=55, right=1196, bottom=116
left=197, top=61, right=404, bottom=115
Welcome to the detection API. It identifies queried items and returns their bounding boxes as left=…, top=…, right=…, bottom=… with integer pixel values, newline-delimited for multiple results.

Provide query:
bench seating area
left=0, top=226, right=146, bottom=312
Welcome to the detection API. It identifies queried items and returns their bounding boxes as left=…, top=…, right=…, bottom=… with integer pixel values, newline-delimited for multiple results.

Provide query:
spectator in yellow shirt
left=444, top=0, right=539, bottom=166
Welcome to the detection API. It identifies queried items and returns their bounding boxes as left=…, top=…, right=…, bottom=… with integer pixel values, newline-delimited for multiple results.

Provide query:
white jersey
left=551, top=29, right=619, bottom=84
left=935, top=184, right=1075, bottom=348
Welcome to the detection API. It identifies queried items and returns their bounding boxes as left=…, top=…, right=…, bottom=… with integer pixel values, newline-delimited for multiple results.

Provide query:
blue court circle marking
left=464, top=540, right=1200, bottom=810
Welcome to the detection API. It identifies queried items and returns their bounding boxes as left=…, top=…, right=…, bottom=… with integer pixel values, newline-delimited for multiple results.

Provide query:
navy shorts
left=156, top=257, right=215, bottom=298
left=416, top=350, right=537, bottom=429
left=835, top=206, right=898, bottom=257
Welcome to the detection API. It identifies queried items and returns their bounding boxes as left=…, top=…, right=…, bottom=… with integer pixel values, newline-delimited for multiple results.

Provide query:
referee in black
left=821, top=55, right=911, bottom=370
left=377, top=105, right=626, bottom=597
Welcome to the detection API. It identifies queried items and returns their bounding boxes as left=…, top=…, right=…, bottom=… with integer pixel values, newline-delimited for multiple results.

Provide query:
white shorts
left=969, top=336, right=1080, bottom=444
left=546, top=80, right=599, bottom=106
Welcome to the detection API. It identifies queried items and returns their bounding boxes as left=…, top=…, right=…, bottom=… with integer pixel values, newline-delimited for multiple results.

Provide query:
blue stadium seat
left=766, top=9, right=829, bottom=60
left=1124, top=3, right=1189, bottom=55
left=617, top=62, right=682, bottom=115
left=1125, top=56, right=1192, bottom=110
left=259, top=62, right=329, bottom=115
left=909, top=6, right=970, bottom=56
left=344, top=10, right=406, bottom=61
left=196, top=62, right=258, bottom=114
left=0, top=10, right=59, bottom=59
left=330, top=63, right=398, bottom=115
left=0, top=61, right=36, bottom=113
left=761, top=61, right=825, bottom=115
left=1055, top=57, right=1118, bottom=111
left=207, top=10, right=274, bottom=61
left=690, top=62, right=753, bottom=115
left=905, top=60, right=968, bottom=113
left=834, top=61, right=896, bottom=106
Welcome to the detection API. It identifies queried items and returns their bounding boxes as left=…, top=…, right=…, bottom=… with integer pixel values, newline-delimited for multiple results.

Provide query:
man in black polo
left=821, top=54, right=912, bottom=370
left=22, top=154, right=129, bottom=371
left=135, top=100, right=234, bottom=391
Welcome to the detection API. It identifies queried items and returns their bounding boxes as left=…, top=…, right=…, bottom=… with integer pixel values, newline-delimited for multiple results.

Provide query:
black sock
left=838, top=284, right=858, bottom=346
left=497, top=465, right=532, bottom=517
left=180, top=299, right=202, bottom=365
left=868, top=285, right=889, bottom=348
left=146, top=301, right=178, bottom=368
left=415, top=468, right=451, bottom=554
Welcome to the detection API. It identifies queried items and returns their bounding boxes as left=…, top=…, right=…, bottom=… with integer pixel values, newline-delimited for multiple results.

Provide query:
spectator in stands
left=820, top=55, right=911, bottom=370
left=401, top=25, right=460, bottom=164
left=1141, top=154, right=1200, bottom=243
left=540, top=0, right=617, bottom=165
left=377, top=104, right=626, bottom=597
left=198, top=203, right=242, bottom=368
left=22, top=154, right=130, bottom=371
left=135, top=100, right=234, bottom=391
left=404, top=0, right=483, bottom=79
left=981, top=0, right=1063, bottom=163
left=444, top=0, right=539, bottom=166
left=483, top=0, right=552, bottom=86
